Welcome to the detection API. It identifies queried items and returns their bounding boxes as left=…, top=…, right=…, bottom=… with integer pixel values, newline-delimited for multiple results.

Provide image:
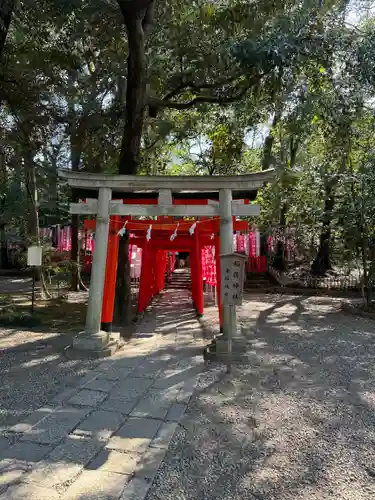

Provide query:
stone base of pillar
left=204, top=329, right=248, bottom=363
left=64, top=331, right=120, bottom=360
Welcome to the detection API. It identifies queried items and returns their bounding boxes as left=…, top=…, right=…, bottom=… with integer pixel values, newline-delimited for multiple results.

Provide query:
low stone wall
left=245, top=285, right=361, bottom=299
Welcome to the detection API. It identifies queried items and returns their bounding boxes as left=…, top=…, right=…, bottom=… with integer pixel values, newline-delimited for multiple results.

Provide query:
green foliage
left=0, top=0, right=375, bottom=302
left=0, top=306, right=42, bottom=327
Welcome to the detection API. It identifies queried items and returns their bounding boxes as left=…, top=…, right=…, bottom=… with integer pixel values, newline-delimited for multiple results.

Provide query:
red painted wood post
left=151, top=249, right=157, bottom=299
left=194, top=229, right=204, bottom=316
left=189, top=247, right=197, bottom=309
left=101, top=216, right=120, bottom=332
left=215, top=236, right=223, bottom=331
left=137, top=241, right=150, bottom=313
left=156, top=250, right=166, bottom=293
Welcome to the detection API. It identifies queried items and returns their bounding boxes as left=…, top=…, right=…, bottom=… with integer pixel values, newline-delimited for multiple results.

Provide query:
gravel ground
left=146, top=294, right=375, bottom=500
left=0, top=348, right=100, bottom=433
left=0, top=290, right=100, bottom=434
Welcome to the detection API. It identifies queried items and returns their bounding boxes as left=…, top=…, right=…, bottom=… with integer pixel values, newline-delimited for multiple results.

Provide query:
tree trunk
left=114, top=233, right=132, bottom=325
left=0, top=140, right=8, bottom=268
left=279, top=137, right=299, bottom=227
left=24, top=150, right=50, bottom=299
left=115, top=1, right=155, bottom=325
left=118, top=19, right=148, bottom=175
left=261, top=115, right=280, bottom=170
left=69, top=124, right=87, bottom=291
left=367, top=239, right=375, bottom=307
left=70, top=213, right=87, bottom=291
left=311, top=183, right=334, bottom=276
left=0, top=0, right=14, bottom=59
left=261, top=67, right=283, bottom=171
left=0, top=225, right=8, bottom=268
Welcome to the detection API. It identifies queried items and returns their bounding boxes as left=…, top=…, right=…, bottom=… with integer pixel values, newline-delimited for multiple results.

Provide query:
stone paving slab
left=20, top=406, right=91, bottom=445
left=75, top=371, right=100, bottom=388
left=146, top=386, right=180, bottom=405
left=109, top=356, right=146, bottom=370
left=0, top=458, right=30, bottom=490
left=73, top=410, right=126, bottom=439
left=176, top=380, right=196, bottom=404
left=94, top=365, right=135, bottom=381
left=0, top=436, right=11, bottom=454
left=120, top=477, right=152, bottom=500
left=106, top=417, right=162, bottom=453
left=165, top=402, right=187, bottom=422
left=82, top=377, right=118, bottom=393
left=1, top=483, right=61, bottom=500
left=51, top=388, right=79, bottom=405
left=61, top=470, right=130, bottom=500
left=150, top=422, right=179, bottom=450
left=100, top=397, right=139, bottom=415
left=135, top=446, right=166, bottom=480
left=23, top=434, right=105, bottom=488
left=130, top=396, right=170, bottom=420
left=109, top=377, right=154, bottom=401
left=10, top=406, right=57, bottom=434
left=67, top=389, right=108, bottom=407
left=0, top=288, right=206, bottom=500
left=87, top=449, right=139, bottom=475
left=2, top=442, right=52, bottom=463
left=131, top=362, right=166, bottom=379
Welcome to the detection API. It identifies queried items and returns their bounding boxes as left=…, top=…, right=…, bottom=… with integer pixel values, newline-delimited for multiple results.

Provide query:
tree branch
left=142, top=0, right=155, bottom=38
left=162, top=75, right=242, bottom=101
left=149, top=74, right=263, bottom=111
left=116, top=0, right=154, bottom=16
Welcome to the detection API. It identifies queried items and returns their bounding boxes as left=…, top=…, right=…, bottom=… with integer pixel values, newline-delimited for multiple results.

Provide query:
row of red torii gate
left=85, top=213, right=258, bottom=332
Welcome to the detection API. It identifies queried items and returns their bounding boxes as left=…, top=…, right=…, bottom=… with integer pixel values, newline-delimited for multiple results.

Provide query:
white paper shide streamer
left=189, top=222, right=197, bottom=235
left=117, top=220, right=128, bottom=237
left=170, top=222, right=179, bottom=241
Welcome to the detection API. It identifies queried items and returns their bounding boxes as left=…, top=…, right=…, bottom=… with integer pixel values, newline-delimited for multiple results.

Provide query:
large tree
left=0, top=0, right=15, bottom=59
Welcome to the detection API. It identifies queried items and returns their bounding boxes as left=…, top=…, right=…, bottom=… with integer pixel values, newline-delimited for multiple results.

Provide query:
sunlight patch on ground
left=19, top=354, right=59, bottom=369
left=358, top=391, right=375, bottom=409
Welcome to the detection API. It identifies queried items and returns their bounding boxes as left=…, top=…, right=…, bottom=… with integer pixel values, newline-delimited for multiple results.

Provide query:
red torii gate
left=84, top=197, right=250, bottom=332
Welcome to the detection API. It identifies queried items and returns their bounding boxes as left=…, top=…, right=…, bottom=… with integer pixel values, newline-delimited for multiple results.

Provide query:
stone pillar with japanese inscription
left=215, top=252, right=248, bottom=365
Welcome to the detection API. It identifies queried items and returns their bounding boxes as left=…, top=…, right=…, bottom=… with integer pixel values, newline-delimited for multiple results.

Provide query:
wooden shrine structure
left=84, top=215, right=251, bottom=330
left=58, top=169, right=274, bottom=358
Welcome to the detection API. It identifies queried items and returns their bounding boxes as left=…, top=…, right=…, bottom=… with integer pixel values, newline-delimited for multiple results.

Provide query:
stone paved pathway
left=0, top=289, right=207, bottom=500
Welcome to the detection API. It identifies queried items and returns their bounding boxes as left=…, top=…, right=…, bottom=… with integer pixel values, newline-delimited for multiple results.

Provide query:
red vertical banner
left=62, top=227, right=67, bottom=251
left=203, top=247, right=208, bottom=284
left=215, top=237, right=222, bottom=330
left=239, top=234, right=245, bottom=253
left=206, top=246, right=216, bottom=286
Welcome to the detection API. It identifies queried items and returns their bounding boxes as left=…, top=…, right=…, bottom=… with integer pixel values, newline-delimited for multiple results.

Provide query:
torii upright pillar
left=67, top=187, right=120, bottom=358
left=219, top=188, right=236, bottom=339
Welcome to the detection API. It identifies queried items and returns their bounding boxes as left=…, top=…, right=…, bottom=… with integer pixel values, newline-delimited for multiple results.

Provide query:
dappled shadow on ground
left=0, top=288, right=210, bottom=499
left=3, top=290, right=375, bottom=498
left=147, top=294, right=375, bottom=499
left=0, top=286, right=205, bottom=434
